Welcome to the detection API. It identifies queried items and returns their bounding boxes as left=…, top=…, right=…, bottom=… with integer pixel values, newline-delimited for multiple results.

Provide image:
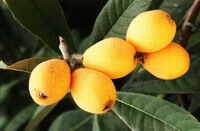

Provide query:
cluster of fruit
left=126, top=10, right=190, bottom=80
left=29, top=10, right=190, bottom=114
left=29, top=59, right=116, bottom=114
left=83, top=10, right=190, bottom=81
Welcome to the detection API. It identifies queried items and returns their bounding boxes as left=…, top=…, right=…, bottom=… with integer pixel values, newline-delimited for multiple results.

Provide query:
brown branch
left=58, top=36, right=83, bottom=71
left=59, top=36, right=71, bottom=61
left=178, top=0, right=200, bottom=48
left=176, top=0, right=200, bottom=110
left=69, top=54, right=83, bottom=72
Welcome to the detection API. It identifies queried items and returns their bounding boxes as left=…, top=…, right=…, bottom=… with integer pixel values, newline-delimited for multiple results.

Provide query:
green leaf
left=188, top=95, right=200, bottom=112
left=159, top=0, right=194, bottom=23
left=4, top=104, right=37, bottom=131
left=49, top=110, right=93, bottom=131
left=0, top=57, right=50, bottom=73
left=97, top=113, right=131, bottom=131
left=89, top=0, right=163, bottom=44
left=93, top=114, right=100, bottom=131
left=0, top=112, right=8, bottom=130
left=78, top=35, right=90, bottom=54
left=25, top=103, right=57, bottom=131
left=121, top=54, right=200, bottom=94
left=89, top=0, right=193, bottom=45
left=112, top=92, right=200, bottom=130
left=5, top=0, right=75, bottom=54
left=187, top=32, right=200, bottom=53
left=49, top=110, right=131, bottom=131
left=0, top=79, right=22, bottom=103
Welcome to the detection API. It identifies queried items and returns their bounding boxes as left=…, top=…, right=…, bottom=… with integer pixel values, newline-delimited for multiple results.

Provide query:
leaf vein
left=117, top=98, right=181, bottom=131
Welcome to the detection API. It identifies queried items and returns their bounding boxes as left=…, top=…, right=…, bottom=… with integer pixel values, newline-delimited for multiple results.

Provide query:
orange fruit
left=70, top=68, right=116, bottom=114
left=29, top=59, right=71, bottom=105
left=142, top=42, right=190, bottom=80
left=126, top=10, right=176, bottom=52
left=83, top=37, right=137, bottom=79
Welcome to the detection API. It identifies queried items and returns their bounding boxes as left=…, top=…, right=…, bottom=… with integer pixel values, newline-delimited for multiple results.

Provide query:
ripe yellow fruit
left=29, top=59, right=71, bottom=105
left=70, top=68, right=116, bottom=114
left=126, top=10, right=176, bottom=53
left=83, top=37, right=137, bottom=79
left=142, top=42, right=190, bottom=80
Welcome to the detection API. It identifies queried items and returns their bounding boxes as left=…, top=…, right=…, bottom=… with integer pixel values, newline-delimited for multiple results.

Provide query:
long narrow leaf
left=5, top=0, right=75, bottom=53
left=0, top=57, right=50, bottom=73
left=113, top=92, right=200, bottom=130
left=49, top=110, right=93, bottom=131
left=25, top=103, right=57, bottom=131
left=0, top=79, right=23, bottom=103
left=92, top=114, right=100, bottom=131
left=4, top=104, right=37, bottom=131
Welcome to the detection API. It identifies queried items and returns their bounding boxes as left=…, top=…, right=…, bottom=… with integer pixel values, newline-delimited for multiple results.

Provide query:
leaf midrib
left=9, top=0, right=58, bottom=44
left=116, top=98, right=180, bottom=131
left=70, top=115, right=93, bottom=131
left=25, top=104, right=57, bottom=131
left=105, top=0, right=136, bottom=38
left=29, top=0, right=58, bottom=39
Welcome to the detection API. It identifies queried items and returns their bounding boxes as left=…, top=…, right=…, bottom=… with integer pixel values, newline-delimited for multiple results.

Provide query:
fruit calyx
left=135, top=53, right=146, bottom=64
left=38, top=92, right=48, bottom=99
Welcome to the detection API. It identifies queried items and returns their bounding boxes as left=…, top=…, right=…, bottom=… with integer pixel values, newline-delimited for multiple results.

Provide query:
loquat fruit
left=126, top=10, right=176, bottom=53
left=142, top=42, right=190, bottom=80
left=29, top=59, right=71, bottom=105
left=70, top=68, right=116, bottom=114
left=83, top=37, right=137, bottom=79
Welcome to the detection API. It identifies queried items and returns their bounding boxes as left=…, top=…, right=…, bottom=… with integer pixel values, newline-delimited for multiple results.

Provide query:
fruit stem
left=178, top=0, right=200, bottom=48
left=69, top=54, right=83, bottom=72
left=58, top=36, right=83, bottom=71
left=176, top=0, right=200, bottom=110
left=59, top=36, right=72, bottom=62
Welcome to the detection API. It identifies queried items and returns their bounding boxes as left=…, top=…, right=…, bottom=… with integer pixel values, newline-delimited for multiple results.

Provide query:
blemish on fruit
left=166, top=14, right=174, bottom=21
left=38, top=92, right=48, bottom=99
left=103, top=100, right=112, bottom=111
